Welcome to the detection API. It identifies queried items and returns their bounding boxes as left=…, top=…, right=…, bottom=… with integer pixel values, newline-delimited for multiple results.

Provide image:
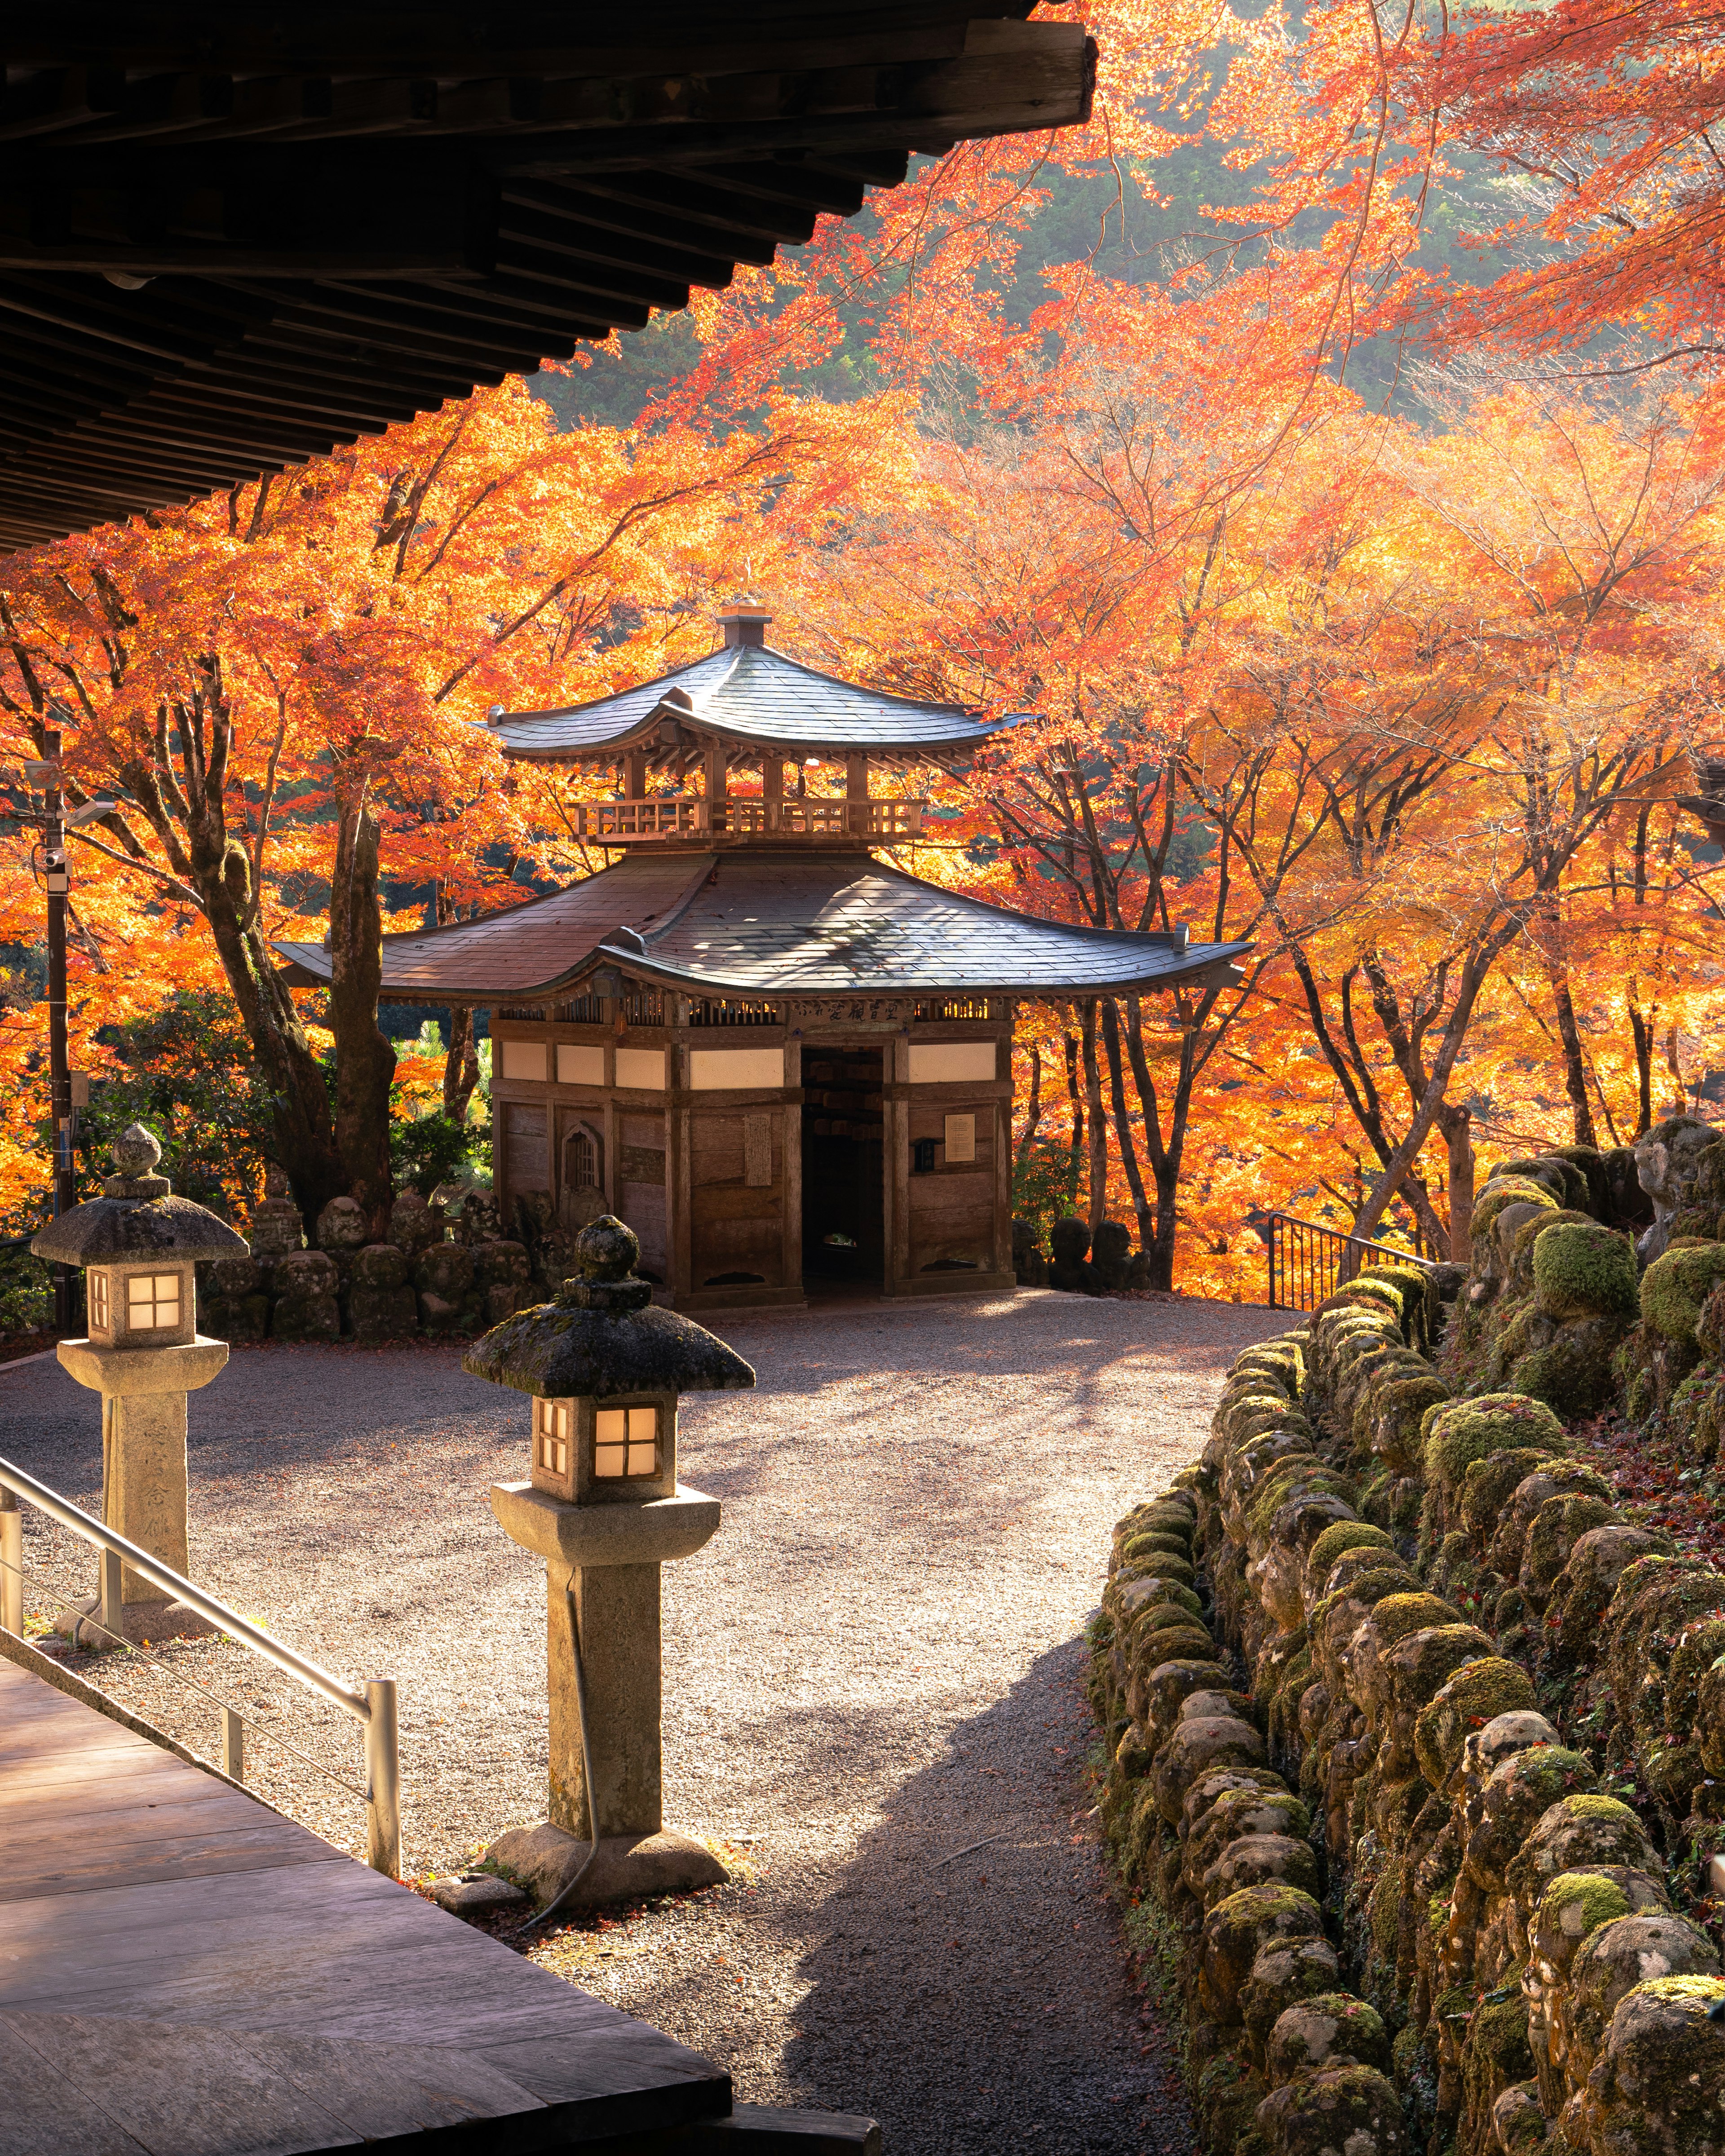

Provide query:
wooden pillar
left=783, top=1037, right=803, bottom=1293
left=993, top=1088, right=1012, bottom=1276
left=763, top=755, right=783, bottom=834
left=846, top=752, right=867, bottom=837
left=704, top=745, right=728, bottom=836
left=624, top=748, right=648, bottom=798
left=886, top=1032, right=910, bottom=1294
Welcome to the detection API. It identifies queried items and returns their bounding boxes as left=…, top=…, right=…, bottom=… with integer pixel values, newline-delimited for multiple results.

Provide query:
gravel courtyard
left=2, top=1286, right=1282, bottom=2156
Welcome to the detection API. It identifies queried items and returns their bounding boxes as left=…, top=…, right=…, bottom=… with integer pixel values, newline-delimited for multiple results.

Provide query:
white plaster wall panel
left=557, top=1043, right=606, bottom=1086
left=907, top=1042, right=996, bottom=1084
left=500, top=1039, right=548, bottom=1082
left=689, top=1047, right=785, bottom=1091
left=615, top=1048, right=667, bottom=1090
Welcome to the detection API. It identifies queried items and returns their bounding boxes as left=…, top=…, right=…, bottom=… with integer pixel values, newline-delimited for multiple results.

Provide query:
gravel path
left=1, top=1287, right=1282, bottom=2155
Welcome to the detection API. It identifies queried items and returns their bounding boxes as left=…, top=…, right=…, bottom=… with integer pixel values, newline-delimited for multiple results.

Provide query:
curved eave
left=275, top=929, right=1250, bottom=1006
left=495, top=707, right=1026, bottom=764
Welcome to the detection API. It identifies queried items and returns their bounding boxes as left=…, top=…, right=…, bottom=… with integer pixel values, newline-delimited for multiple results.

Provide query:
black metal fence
left=1264, top=1211, right=1441, bottom=1311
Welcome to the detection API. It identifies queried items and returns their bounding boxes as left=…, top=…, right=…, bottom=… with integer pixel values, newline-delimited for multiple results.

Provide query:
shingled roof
left=275, top=849, right=1248, bottom=1004
left=489, top=641, right=1022, bottom=762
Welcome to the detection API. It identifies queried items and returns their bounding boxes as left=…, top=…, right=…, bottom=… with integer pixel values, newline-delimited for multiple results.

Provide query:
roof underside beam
left=0, top=13, right=1093, bottom=550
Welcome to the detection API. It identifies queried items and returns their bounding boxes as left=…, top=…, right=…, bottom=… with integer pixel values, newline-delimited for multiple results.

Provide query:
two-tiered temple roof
left=276, top=613, right=1250, bottom=1005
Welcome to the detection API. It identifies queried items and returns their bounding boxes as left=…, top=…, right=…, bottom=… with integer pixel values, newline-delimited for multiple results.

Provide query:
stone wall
left=1091, top=1222, right=1725, bottom=2156
left=197, top=1185, right=557, bottom=1344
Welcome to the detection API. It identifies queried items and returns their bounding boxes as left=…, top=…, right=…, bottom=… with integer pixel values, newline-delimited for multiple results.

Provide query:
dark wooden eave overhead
left=0, top=6, right=1095, bottom=552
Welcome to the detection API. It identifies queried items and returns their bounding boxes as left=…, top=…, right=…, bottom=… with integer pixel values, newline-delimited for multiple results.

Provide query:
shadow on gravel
left=767, top=1638, right=1193, bottom=2156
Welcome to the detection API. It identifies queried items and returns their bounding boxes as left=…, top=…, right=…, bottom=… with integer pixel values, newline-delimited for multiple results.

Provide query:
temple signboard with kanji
left=279, top=605, right=1247, bottom=1309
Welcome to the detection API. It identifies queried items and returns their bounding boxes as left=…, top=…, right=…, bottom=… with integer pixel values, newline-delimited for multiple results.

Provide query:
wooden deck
left=0, top=1655, right=730, bottom=2153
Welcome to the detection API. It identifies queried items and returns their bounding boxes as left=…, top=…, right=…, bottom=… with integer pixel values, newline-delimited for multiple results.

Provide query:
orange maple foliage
left=3, top=4, right=1725, bottom=1299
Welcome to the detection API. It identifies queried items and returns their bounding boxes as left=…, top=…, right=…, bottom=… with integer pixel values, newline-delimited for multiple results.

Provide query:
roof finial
left=716, top=597, right=771, bottom=650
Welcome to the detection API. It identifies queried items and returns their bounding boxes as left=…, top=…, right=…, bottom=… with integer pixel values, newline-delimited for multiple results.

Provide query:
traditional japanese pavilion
left=279, top=605, right=1247, bottom=1308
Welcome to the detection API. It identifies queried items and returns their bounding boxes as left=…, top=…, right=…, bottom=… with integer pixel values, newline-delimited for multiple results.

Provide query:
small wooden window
left=127, top=1272, right=181, bottom=1331
left=594, top=1406, right=659, bottom=1480
left=566, top=1127, right=599, bottom=1188
left=88, top=1269, right=110, bottom=1331
left=535, top=1398, right=571, bottom=1478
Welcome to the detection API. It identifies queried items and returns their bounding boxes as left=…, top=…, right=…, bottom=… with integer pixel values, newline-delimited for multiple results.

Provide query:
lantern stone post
left=31, top=1124, right=249, bottom=1644
left=464, top=1215, right=755, bottom=1911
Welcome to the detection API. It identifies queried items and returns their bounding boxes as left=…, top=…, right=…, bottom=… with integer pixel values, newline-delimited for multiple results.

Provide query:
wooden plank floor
left=0, top=1658, right=730, bottom=2154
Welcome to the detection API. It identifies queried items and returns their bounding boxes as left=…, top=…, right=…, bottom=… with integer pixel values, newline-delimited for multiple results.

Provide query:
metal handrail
left=0, top=1453, right=399, bottom=1876
left=1263, top=1210, right=1439, bottom=1312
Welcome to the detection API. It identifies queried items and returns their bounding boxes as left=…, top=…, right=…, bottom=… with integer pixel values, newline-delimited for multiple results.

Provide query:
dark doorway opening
left=801, top=1045, right=885, bottom=1295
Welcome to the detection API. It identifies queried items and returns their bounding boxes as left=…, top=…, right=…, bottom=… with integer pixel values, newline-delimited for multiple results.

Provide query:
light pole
left=42, top=727, right=72, bottom=1330
left=16, top=719, right=112, bottom=1334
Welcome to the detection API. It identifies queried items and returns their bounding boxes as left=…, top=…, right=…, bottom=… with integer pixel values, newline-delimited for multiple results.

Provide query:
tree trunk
left=1014, top=1043, right=1044, bottom=1175
left=443, top=1006, right=481, bottom=1126
left=1079, top=1000, right=1108, bottom=1233
left=1063, top=1033, right=1084, bottom=1211
left=1545, top=956, right=1599, bottom=1149
left=1629, top=997, right=1655, bottom=1135
left=329, top=794, right=397, bottom=1238
left=117, top=714, right=344, bottom=1232
left=1116, top=993, right=1192, bottom=1292
left=1349, top=925, right=1521, bottom=1251
left=1438, top=1100, right=1474, bottom=1258
left=1101, top=998, right=1155, bottom=1253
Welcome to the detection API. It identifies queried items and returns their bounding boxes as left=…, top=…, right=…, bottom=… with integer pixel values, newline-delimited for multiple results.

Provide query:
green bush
left=390, top=1108, right=488, bottom=1198
left=80, top=989, right=276, bottom=1217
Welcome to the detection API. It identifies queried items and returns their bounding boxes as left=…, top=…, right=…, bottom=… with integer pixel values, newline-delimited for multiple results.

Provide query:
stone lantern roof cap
left=31, top=1123, right=250, bottom=1266
left=463, top=1218, right=756, bottom=1401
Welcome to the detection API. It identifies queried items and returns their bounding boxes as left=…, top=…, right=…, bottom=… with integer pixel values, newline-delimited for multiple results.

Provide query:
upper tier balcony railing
left=569, top=796, right=926, bottom=842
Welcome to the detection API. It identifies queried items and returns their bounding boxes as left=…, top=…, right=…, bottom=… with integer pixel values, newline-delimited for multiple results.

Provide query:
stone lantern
left=463, top=1215, right=755, bottom=1910
left=32, top=1124, right=248, bottom=1643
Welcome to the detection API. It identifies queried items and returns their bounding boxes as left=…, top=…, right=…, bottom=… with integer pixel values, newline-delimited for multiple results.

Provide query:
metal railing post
left=0, top=1489, right=21, bottom=1636
left=363, top=1677, right=401, bottom=1879
left=97, top=1546, right=123, bottom=1646
left=222, top=1705, right=244, bottom=1781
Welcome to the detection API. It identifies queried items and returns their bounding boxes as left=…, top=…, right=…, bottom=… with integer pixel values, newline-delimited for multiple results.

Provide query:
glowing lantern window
left=534, top=1397, right=572, bottom=1479
left=127, top=1272, right=182, bottom=1331
left=594, top=1406, right=659, bottom=1480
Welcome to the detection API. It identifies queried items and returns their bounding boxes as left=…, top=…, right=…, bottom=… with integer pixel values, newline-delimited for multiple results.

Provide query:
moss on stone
left=1641, top=1241, right=1725, bottom=1345
left=1473, top=1178, right=1560, bottom=1241
left=1246, top=1466, right=1357, bottom=1546
left=1308, top=1565, right=1419, bottom=1634
left=1414, top=1657, right=1539, bottom=1790
left=1117, top=1553, right=1200, bottom=1594
left=1308, top=1520, right=1396, bottom=1580
left=1132, top=1623, right=1217, bottom=1668
left=1122, top=1532, right=1193, bottom=1564
left=1366, top=1589, right=1466, bottom=1649
left=1532, top=1219, right=1639, bottom=1319
left=1539, top=1869, right=1636, bottom=1939
left=1425, top=1395, right=1569, bottom=1515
